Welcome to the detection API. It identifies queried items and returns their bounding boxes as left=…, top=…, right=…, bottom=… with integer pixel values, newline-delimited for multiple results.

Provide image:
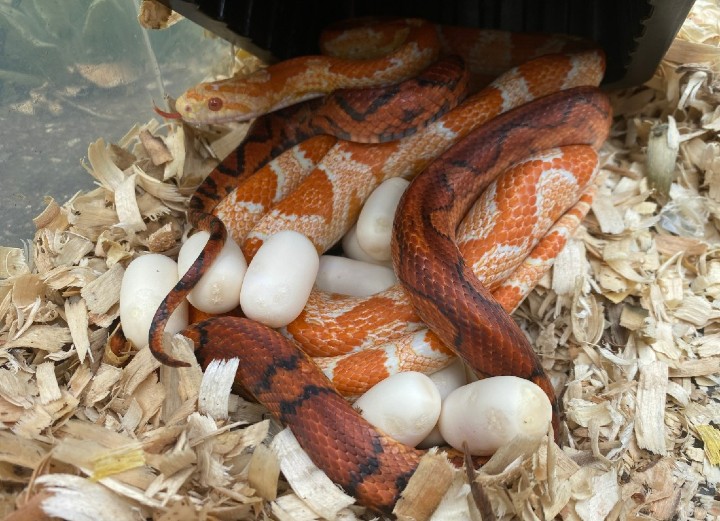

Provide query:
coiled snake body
left=149, top=19, right=612, bottom=513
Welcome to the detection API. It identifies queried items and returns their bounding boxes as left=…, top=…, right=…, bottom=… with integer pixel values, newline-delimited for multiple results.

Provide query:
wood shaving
left=3, top=2, right=720, bottom=519
left=270, top=428, right=356, bottom=518
left=138, top=0, right=183, bottom=31
left=394, top=450, right=456, bottom=520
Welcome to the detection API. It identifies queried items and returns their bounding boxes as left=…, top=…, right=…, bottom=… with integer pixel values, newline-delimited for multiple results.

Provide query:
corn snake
left=262, top=50, right=605, bottom=394
left=148, top=19, right=612, bottom=513
left=181, top=90, right=612, bottom=514
left=149, top=51, right=470, bottom=366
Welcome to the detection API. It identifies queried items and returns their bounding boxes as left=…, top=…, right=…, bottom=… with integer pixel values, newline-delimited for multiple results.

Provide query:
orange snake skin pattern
left=147, top=18, right=613, bottom=513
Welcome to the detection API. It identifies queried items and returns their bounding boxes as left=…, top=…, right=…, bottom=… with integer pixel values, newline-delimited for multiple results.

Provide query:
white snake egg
left=438, top=376, right=552, bottom=456
left=341, top=223, right=393, bottom=266
left=120, top=254, right=188, bottom=348
left=315, top=255, right=396, bottom=296
left=355, top=177, right=410, bottom=262
left=354, top=371, right=441, bottom=447
left=417, top=359, right=467, bottom=448
left=177, top=231, right=247, bottom=314
left=240, top=230, right=319, bottom=328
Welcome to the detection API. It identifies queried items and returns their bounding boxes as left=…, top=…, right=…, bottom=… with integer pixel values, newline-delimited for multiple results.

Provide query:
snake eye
left=207, top=97, right=223, bottom=112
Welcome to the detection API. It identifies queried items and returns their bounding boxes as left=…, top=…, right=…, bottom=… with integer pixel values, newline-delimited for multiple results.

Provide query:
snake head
left=173, top=73, right=274, bottom=124
left=171, top=64, right=322, bottom=124
left=174, top=86, right=230, bottom=123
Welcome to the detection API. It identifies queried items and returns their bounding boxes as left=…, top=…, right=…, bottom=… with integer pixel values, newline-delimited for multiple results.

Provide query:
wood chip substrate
left=2, top=1, right=720, bottom=519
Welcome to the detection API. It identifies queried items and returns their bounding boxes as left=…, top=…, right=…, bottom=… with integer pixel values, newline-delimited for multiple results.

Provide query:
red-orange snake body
left=187, top=316, right=423, bottom=510
left=188, top=54, right=468, bottom=217
left=146, top=19, right=613, bottom=513
left=392, top=86, right=612, bottom=433
left=183, top=88, right=612, bottom=513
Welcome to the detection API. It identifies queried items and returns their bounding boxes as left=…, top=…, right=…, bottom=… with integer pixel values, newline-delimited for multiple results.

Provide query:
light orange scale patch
left=216, top=136, right=336, bottom=244
left=320, top=24, right=410, bottom=59
left=215, top=169, right=278, bottom=243
left=393, top=330, right=454, bottom=370
left=493, top=187, right=597, bottom=313
left=323, top=349, right=391, bottom=396
left=322, top=148, right=379, bottom=219
left=315, top=329, right=455, bottom=396
left=517, top=56, right=574, bottom=97
left=288, top=286, right=420, bottom=357
left=491, top=285, right=525, bottom=313
left=458, top=146, right=597, bottom=289
left=280, top=169, right=336, bottom=223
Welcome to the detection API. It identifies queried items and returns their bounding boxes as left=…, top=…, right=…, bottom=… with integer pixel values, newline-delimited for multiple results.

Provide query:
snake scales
left=147, top=18, right=612, bottom=512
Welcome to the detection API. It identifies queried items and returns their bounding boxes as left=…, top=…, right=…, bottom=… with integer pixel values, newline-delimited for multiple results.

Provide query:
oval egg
left=240, top=230, right=319, bottom=328
left=356, top=177, right=409, bottom=262
left=177, top=231, right=247, bottom=314
left=120, top=254, right=189, bottom=348
left=438, top=376, right=552, bottom=456
left=315, top=255, right=396, bottom=296
left=354, top=371, right=441, bottom=447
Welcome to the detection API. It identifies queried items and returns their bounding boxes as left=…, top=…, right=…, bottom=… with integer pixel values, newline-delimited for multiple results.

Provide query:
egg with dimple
left=354, top=371, right=441, bottom=447
left=356, top=177, right=410, bottom=262
left=120, top=254, right=188, bottom=348
left=438, top=376, right=552, bottom=456
left=177, top=231, right=247, bottom=314
left=341, top=223, right=390, bottom=265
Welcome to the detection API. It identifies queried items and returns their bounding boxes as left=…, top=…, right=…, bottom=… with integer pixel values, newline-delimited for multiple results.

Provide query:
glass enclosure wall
left=0, top=0, right=228, bottom=246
